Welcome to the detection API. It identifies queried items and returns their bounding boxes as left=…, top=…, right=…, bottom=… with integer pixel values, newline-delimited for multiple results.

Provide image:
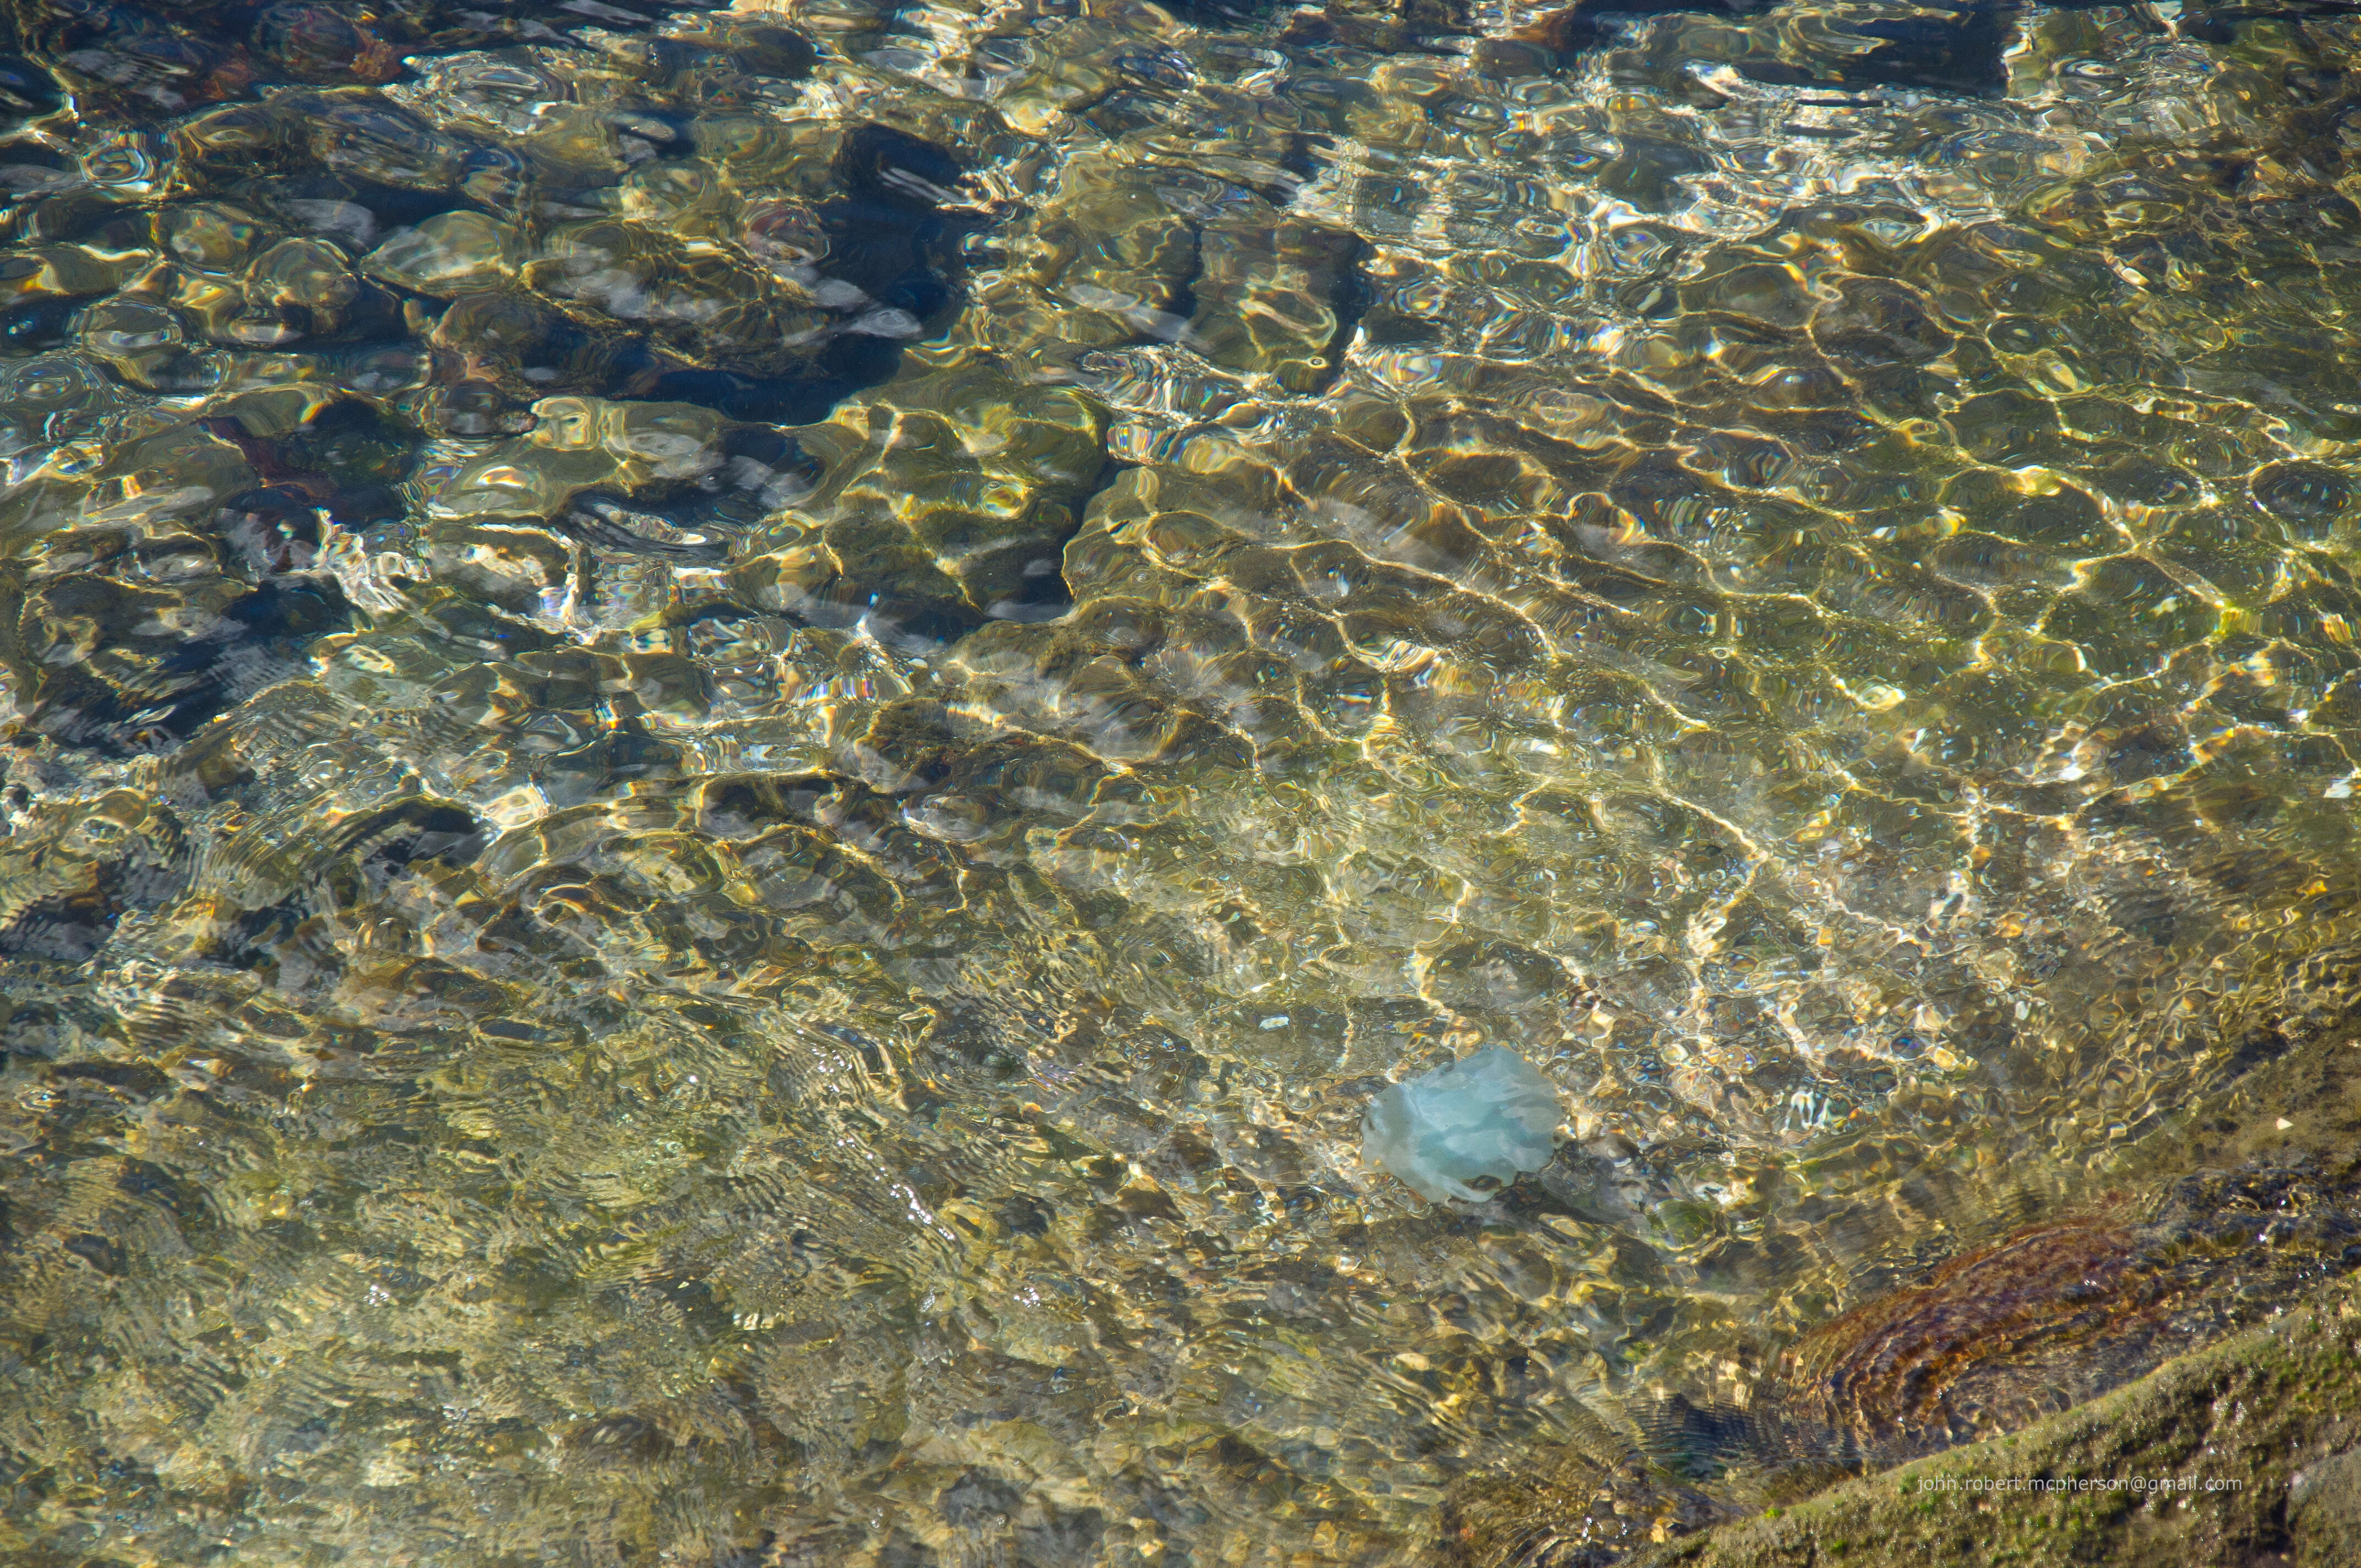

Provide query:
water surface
left=3, top=0, right=2361, bottom=1562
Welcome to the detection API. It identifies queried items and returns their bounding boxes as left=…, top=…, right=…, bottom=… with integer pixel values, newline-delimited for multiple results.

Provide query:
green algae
left=1623, top=1272, right=2361, bottom=1568
left=1444, top=995, right=2361, bottom=1566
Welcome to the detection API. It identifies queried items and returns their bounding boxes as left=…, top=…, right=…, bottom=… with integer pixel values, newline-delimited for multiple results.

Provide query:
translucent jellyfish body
left=1361, top=1047, right=1563, bottom=1204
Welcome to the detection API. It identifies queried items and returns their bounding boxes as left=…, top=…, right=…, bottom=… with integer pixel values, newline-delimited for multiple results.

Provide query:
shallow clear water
left=4, top=0, right=2361, bottom=1562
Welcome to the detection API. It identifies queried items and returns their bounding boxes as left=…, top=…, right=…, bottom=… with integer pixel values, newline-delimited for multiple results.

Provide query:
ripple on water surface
left=4, top=0, right=2361, bottom=1562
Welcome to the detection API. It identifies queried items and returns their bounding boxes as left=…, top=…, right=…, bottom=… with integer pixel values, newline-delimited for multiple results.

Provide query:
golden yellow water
left=3, top=0, right=2361, bottom=1561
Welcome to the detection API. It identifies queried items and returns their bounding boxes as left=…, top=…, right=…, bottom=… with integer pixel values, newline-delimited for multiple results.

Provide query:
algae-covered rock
left=1443, top=1011, right=2361, bottom=1565
left=1741, top=1161, right=2361, bottom=1480
left=732, top=364, right=1110, bottom=641
left=1613, top=1266, right=2361, bottom=1568
left=363, top=210, right=519, bottom=297
left=520, top=218, right=838, bottom=378
left=0, top=394, right=409, bottom=751
left=423, top=396, right=802, bottom=528
left=1442, top=1403, right=1738, bottom=1568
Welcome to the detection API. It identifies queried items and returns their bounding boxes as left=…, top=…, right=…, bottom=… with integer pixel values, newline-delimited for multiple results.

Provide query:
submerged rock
left=1440, top=1405, right=1736, bottom=1568
left=1364, top=1046, right=1564, bottom=1204
left=1740, top=1160, right=2361, bottom=1482
left=1451, top=1150, right=2361, bottom=1561
left=1612, top=1262, right=2361, bottom=1568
